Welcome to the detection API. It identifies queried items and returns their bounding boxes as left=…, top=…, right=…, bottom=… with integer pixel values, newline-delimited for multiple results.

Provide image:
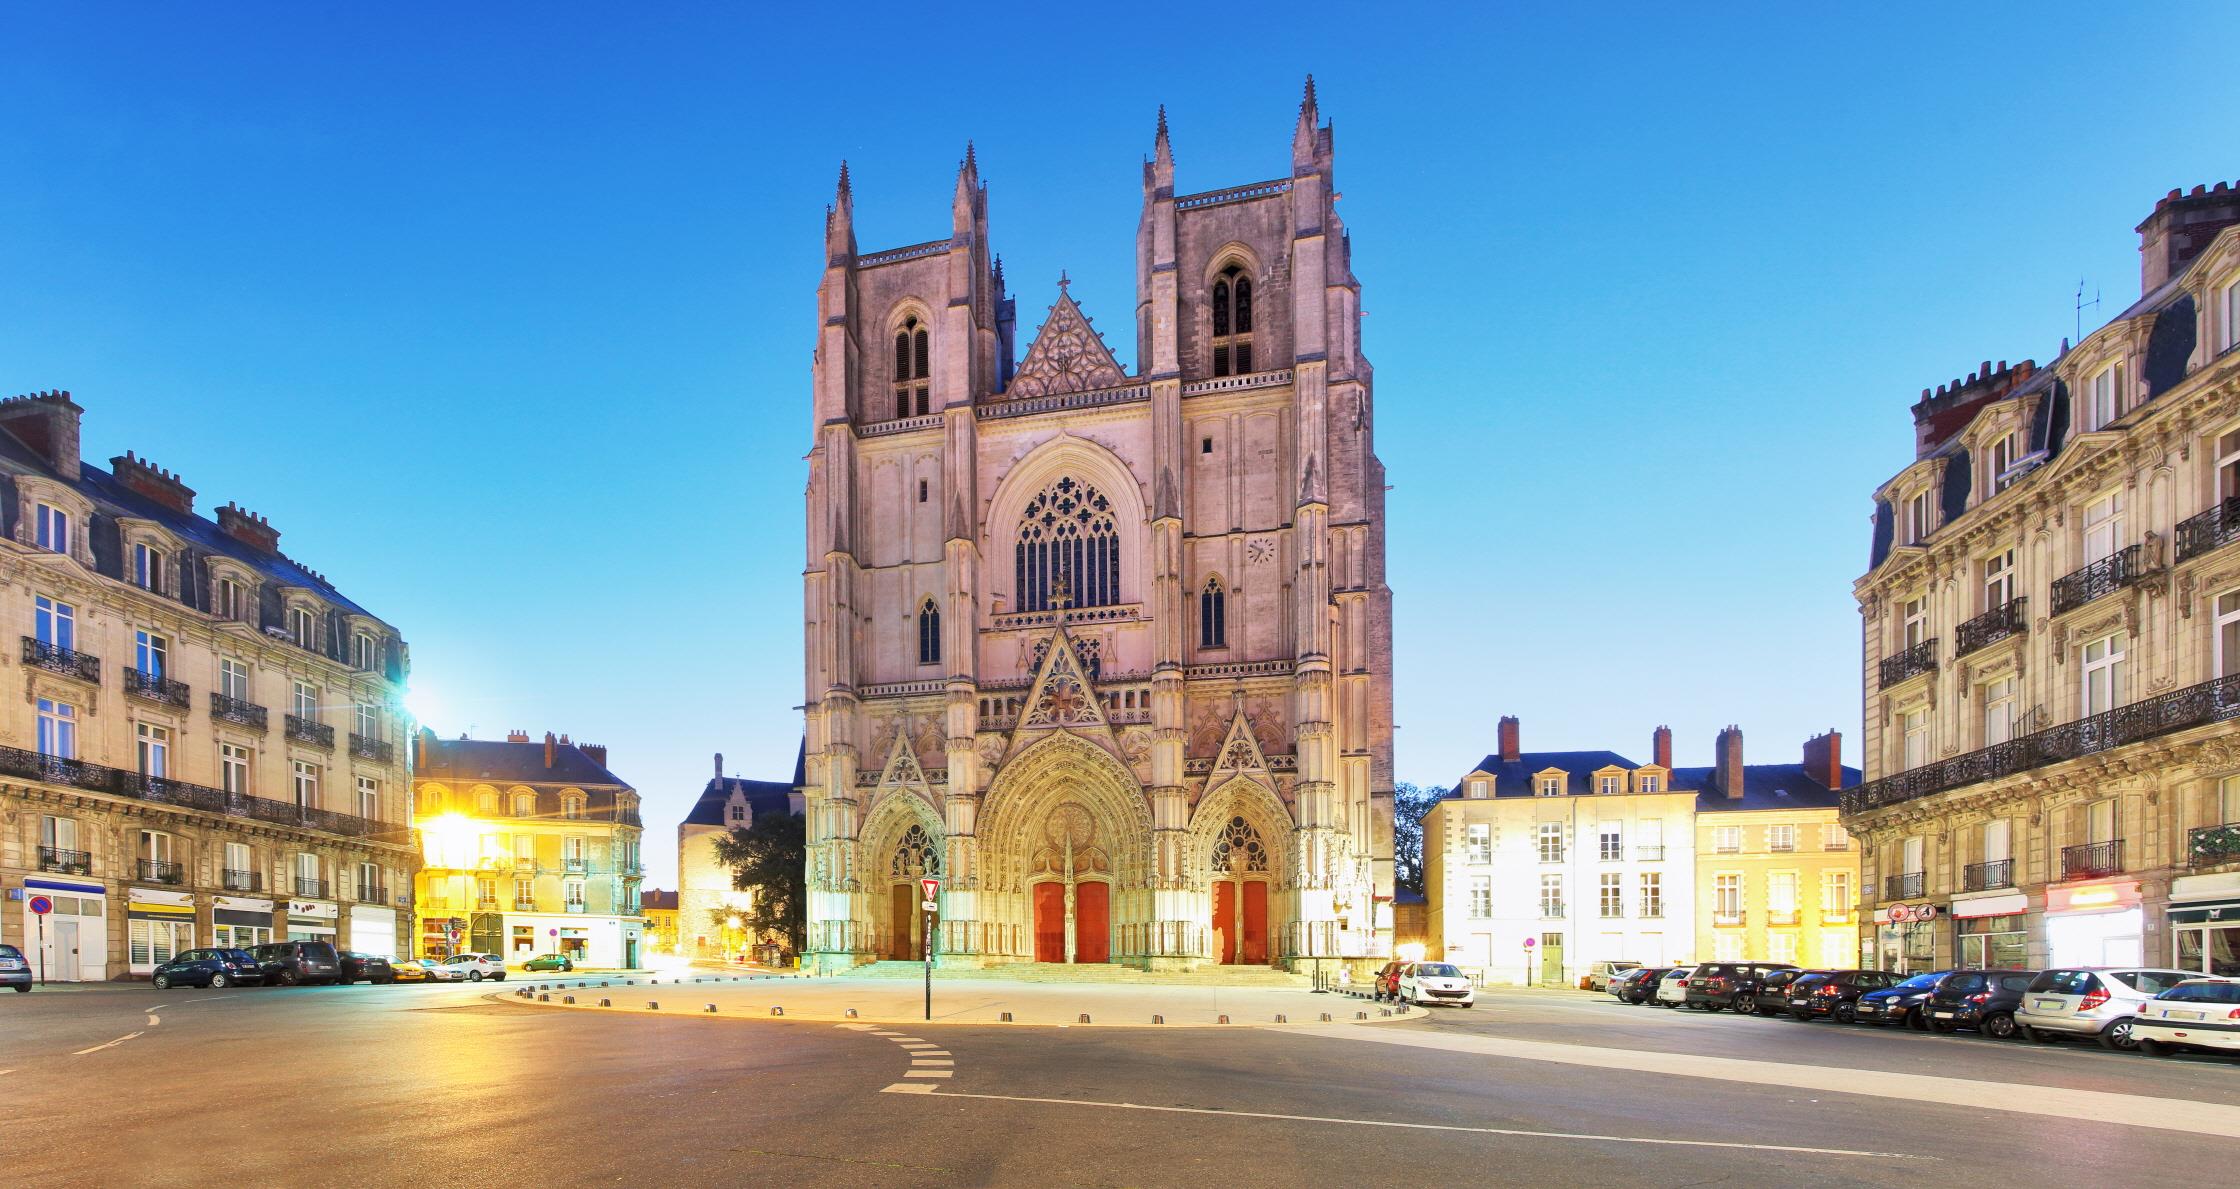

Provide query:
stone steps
left=841, top=960, right=1310, bottom=987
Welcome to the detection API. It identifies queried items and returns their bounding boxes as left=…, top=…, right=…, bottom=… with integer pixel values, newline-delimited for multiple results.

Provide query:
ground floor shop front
left=1866, top=870, right=2240, bottom=976
left=4, top=873, right=410, bottom=980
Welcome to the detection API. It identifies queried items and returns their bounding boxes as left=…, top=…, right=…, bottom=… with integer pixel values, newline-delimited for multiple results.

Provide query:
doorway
left=1033, top=882, right=1065, bottom=962
left=52, top=919, right=80, bottom=981
left=1540, top=932, right=1565, bottom=985
left=1075, top=881, right=1110, bottom=963
left=890, top=884, right=922, bottom=960
left=1212, top=880, right=1269, bottom=964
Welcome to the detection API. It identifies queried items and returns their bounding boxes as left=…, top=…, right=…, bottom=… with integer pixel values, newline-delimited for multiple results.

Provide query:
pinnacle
left=836, top=159, right=851, bottom=199
left=1155, top=104, right=1169, bottom=143
left=1301, top=73, right=1318, bottom=116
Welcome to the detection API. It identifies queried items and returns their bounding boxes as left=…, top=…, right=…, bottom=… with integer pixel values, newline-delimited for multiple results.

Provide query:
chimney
left=416, top=726, right=435, bottom=770
left=1651, top=725, right=1672, bottom=771
left=108, top=451, right=196, bottom=514
left=506, top=730, right=530, bottom=744
left=581, top=743, right=608, bottom=769
left=0, top=390, right=84, bottom=480
left=216, top=503, right=280, bottom=554
left=1802, top=729, right=1843, bottom=789
left=2138, top=180, right=2240, bottom=292
left=1715, top=725, right=1745, bottom=800
left=543, top=731, right=557, bottom=769
left=1498, top=715, right=1520, bottom=763
left=714, top=752, right=724, bottom=778
left=559, top=733, right=571, bottom=747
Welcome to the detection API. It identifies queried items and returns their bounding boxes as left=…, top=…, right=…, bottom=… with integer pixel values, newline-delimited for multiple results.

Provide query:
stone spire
left=1145, top=104, right=1174, bottom=192
left=1292, top=74, right=1320, bottom=163
left=825, top=160, right=855, bottom=257
left=954, top=142, right=981, bottom=236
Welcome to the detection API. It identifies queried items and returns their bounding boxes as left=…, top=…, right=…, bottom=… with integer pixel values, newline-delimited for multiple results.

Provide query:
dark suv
left=1745, top=968, right=1820, bottom=1016
left=339, top=952, right=397, bottom=985
left=251, top=940, right=341, bottom=986
left=1787, top=969, right=1903, bottom=1023
left=1684, top=962, right=1799, bottom=1011
left=1925, top=969, right=2037, bottom=1038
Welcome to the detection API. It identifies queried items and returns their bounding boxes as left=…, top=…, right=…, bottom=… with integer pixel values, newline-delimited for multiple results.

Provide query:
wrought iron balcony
left=210, top=692, right=268, bottom=731
left=1846, top=671, right=2240, bottom=816
left=125, top=667, right=191, bottom=709
left=1884, top=872, right=1925, bottom=900
left=1767, top=910, right=1801, bottom=926
left=349, top=734, right=394, bottom=764
left=2190, top=822, right=2240, bottom=866
left=2050, top=544, right=2144, bottom=615
left=1713, top=910, right=1746, bottom=927
left=0, top=745, right=414, bottom=848
left=295, top=877, right=330, bottom=898
left=564, top=857, right=588, bottom=873
left=514, top=898, right=539, bottom=911
left=565, top=902, right=589, bottom=914
left=2061, top=840, right=2124, bottom=881
left=22, top=636, right=100, bottom=682
left=2177, top=497, right=2240, bottom=562
left=38, top=845, right=91, bottom=874
left=1962, top=859, right=2013, bottom=891
left=356, top=884, right=387, bottom=905
left=1879, top=639, right=1938, bottom=688
left=138, top=859, right=183, bottom=884
left=222, top=869, right=262, bottom=892
left=476, top=897, right=500, bottom=911
left=285, top=714, right=335, bottom=749
left=1955, top=597, right=2028, bottom=657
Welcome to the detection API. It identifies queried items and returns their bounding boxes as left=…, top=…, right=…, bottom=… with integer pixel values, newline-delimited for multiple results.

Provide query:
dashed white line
left=902, top=1069, right=952, bottom=1078
left=72, top=1031, right=145, bottom=1056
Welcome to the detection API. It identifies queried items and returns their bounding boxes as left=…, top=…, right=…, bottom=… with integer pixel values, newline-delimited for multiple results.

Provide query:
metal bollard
left=1217, top=1014, right=1230, bottom=1024
left=1380, top=1008, right=1392, bottom=1017
left=844, top=1008, right=858, bottom=1018
left=1078, top=1013, right=1091, bottom=1024
left=770, top=1006, right=784, bottom=1016
left=563, top=995, right=576, bottom=1004
left=647, top=1001, right=659, bottom=1010
left=538, top=993, right=550, bottom=1002
left=1152, top=1014, right=1164, bottom=1024
left=1321, top=1013, right=1332, bottom=1022
left=1356, top=1011, right=1367, bottom=1019
left=598, top=998, right=611, bottom=1007
left=704, top=1003, right=717, bottom=1013
left=1000, top=1011, right=1013, bottom=1022
left=1275, top=1014, right=1287, bottom=1023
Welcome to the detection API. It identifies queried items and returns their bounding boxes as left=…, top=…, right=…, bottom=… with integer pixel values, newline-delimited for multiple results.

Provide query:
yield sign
left=919, top=876, right=941, bottom=913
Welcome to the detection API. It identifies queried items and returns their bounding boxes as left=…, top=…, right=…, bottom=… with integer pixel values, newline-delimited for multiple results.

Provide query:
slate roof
left=640, top=890, right=678, bottom=911
left=681, top=740, right=804, bottom=827
left=417, top=736, right=630, bottom=789
left=1673, top=762, right=1862, bottom=814
left=1445, top=750, right=1688, bottom=799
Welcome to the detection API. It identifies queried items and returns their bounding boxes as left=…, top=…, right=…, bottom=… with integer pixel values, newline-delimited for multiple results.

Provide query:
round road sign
left=28, top=895, right=53, bottom=915
left=1523, top=937, right=1536, bottom=948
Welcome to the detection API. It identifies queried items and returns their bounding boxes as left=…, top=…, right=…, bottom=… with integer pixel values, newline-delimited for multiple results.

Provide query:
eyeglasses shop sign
left=288, top=900, right=338, bottom=919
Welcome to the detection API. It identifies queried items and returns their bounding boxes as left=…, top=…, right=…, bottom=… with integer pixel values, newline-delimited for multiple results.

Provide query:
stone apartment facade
left=0, top=391, right=415, bottom=978
left=1846, top=181, right=2240, bottom=978
left=799, top=82, right=1395, bottom=973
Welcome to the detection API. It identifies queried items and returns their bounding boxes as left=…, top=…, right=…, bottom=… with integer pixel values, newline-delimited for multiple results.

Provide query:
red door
left=1212, top=880, right=1237, bottom=964
left=1033, top=882, right=1066, bottom=963
left=1241, top=880, right=1269, bottom=965
left=1075, top=882, right=1110, bottom=963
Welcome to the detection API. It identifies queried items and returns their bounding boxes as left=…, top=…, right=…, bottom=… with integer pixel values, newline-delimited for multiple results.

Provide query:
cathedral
left=801, top=81, right=1394, bottom=973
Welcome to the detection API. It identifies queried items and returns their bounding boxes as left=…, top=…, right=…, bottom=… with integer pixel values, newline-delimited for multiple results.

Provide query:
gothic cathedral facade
left=801, top=84, right=1394, bottom=973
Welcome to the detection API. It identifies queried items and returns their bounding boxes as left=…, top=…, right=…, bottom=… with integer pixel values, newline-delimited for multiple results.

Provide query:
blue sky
left=6, top=4, right=2236, bottom=885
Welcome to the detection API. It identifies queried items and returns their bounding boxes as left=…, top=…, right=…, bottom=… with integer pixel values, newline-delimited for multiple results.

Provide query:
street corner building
left=676, top=748, right=803, bottom=962
left=411, top=731, right=647, bottom=968
left=1847, top=180, right=2240, bottom=977
left=0, top=391, right=414, bottom=978
left=1424, top=718, right=1860, bottom=985
left=799, top=82, right=1396, bottom=974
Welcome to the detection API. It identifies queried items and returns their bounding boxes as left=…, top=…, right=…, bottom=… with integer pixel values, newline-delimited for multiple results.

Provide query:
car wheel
left=1906, top=1010, right=1929, bottom=1032
left=469, top=970, right=484, bottom=982
left=1983, top=1011, right=2018, bottom=1040
left=152, top=974, right=171, bottom=990
left=277, top=969, right=298, bottom=986
left=492, top=974, right=505, bottom=983
left=2137, top=1038, right=2172, bottom=1058
left=2099, top=1018, right=2138, bottom=1051
left=1833, top=1002, right=1856, bottom=1025
left=11, top=985, right=26, bottom=992
left=210, top=973, right=229, bottom=989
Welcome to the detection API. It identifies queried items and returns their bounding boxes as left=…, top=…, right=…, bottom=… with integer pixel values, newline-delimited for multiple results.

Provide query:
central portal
left=1027, top=802, right=1113, bottom=964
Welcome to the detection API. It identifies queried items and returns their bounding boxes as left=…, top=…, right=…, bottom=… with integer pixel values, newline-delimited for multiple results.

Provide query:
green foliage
left=708, top=810, right=807, bottom=953
left=1392, top=782, right=1448, bottom=894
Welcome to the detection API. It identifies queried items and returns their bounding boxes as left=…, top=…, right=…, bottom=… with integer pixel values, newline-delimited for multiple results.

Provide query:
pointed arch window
left=916, top=598, right=941, bottom=666
left=1210, top=263, right=1254, bottom=377
left=1015, top=476, right=1120, bottom=612
left=891, top=824, right=941, bottom=878
left=1211, top=815, right=1269, bottom=874
left=893, top=315, right=931, bottom=419
left=1199, top=577, right=1227, bottom=649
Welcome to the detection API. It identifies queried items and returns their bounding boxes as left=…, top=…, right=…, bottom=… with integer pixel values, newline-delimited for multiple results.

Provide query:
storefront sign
left=2168, top=898, right=2240, bottom=925
left=287, top=899, right=338, bottom=918
left=2045, top=881, right=2140, bottom=915
left=1951, top=892, right=2028, bottom=919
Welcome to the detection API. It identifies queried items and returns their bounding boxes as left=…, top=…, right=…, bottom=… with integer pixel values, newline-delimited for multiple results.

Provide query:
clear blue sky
left=6, top=5, right=2235, bottom=886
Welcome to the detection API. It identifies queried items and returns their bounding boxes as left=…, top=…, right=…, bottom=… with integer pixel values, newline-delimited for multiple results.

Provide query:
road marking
left=881, top=1088, right=1921, bottom=1159
left=911, top=1058, right=954, bottom=1066
left=902, top=1069, right=952, bottom=1078
left=908, top=1049, right=950, bottom=1057
left=72, top=1031, right=145, bottom=1056
left=835, top=1023, right=878, bottom=1031
left=1298, top=1025, right=2240, bottom=1139
left=882, top=1082, right=937, bottom=1094
left=146, top=1013, right=161, bottom=1026
left=0, top=1069, right=14, bottom=1076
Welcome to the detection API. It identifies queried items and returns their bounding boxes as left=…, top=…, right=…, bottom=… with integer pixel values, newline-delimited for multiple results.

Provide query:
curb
left=489, top=989, right=1427, bottom=1030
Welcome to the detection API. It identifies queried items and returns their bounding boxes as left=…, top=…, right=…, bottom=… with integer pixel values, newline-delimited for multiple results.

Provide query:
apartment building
left=1679, top=728, right=1860, bottom=969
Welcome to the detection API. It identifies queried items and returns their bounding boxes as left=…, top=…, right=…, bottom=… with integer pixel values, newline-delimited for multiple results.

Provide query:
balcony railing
left=38, top=845, right=91, bottom=874
left=22, top=636, right=100, bottom=682
left=285, top=715, right=335, bottom=749
left=210, top=692, right=269, bottom=731
left=1713, top=910, right=1746, bottom=927
left=1767, top=910, right=1801, bottom=926
left=1962, top=859, right=2014, bottom=891
left=1847, top=671, right=2240, bottom=816
left=1824, top=911, right=1855, bottom=925
left=514, top=898, right=539, bottom=911
left=2050, top=544, right=2144, bottom=615
left=2190, top=822, right=2240, bottom=866
left=2177, top=497, right=2240, bottom=562
left=294, top=877, right=330, bottom=898
left=1884, top=872, right=1925, bottom=900
left=125, top=667, right=191, bottom=708
left=349, top=734, right=394, bottom=764
left=565, top=902, right=589, bottom=914
left=1640, top=906, right=1664, bottom=919
left=1955, top=597, right=2029, bottom=657
left=138, top=859, right=183, bottom=884
left=222, top=869, right=262, bottom=892
left=1635, top=846, right=1665, bottom=861
left=477, top=897, right=500, bottom=911
left=356, top=885, right=387, bottom=905
left=0, top=745, right=414, bottom=848
left=564, top=857, right=588, bottom=873
left=2061, top=840, right=2125, bottom=881
left=1879, top=639, right=1938, bottom=688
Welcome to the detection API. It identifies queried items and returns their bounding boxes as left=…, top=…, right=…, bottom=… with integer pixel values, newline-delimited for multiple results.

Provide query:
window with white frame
left=1905, top=488, right=1932, bottom=544
left=1464, top=824, right=1491, bottom=865
left=1599, top=823, right=1623, bottom=861
left=1598, top=872, right=1623, bottom=917
left=40, top=814, right=79, bottom=858
left=36, top=697, right=77, bottom=759
left=292, top=681, right=318, bottom=719
left=1769, top=824, right=1797, bottom=852
left=564, top=879, right=586, bottom=908
left=1638, top=773, right=1660, bottom=793
left=563, top=794, right=585, bottom=821
left=1769, top=871, right=1799, bottom=918
left=2087, top=797, right=2118, bottom=845
left=1713, top=933, right=1743, bottom=961
left=2222, top=277, right=2240, bottom=354
left=132, top=542, right=164, bottom=593
left=1901, top=595, right=1929, bottom=649
left=2082, top=490, right=2124, bottom=564
left=1536, top=822, right=1564, bottom=863
left=1467, top=779, right=1488, bottom=799
left=134, top=629, right=168, bottom=679
left=1988, top=430, right=2023, bottom=494
left=514, top=876, right=535, bottom=906
left=34, top=502, right=72, bottom=554
left=214, top=574, right=246, bottom=621
left=1639, top=872, right=1663, bottom=917
left=357, top=775, right=380, bottom=820
left=291, top=760, right=319, bottom=809
left=2082, top=631, right=2128, bottom=716
left=1825, top=821, right=1851, bottom=850
left=1714, top=873, right=1742, bottom=918
left=1714, top=825, right=1741, bottom=854
left=354, top=701, right=379, bottom=740
left=1900, top=707, right=1930, bottom=771
left=1822, top=870, right=1852, bottom=916
left=1982, top=549, right=2015, bottom=609
left=296, top=851, right=321, bottom=886
left=223, top=841, right=252, bottom=880
left=136, top=722, right=170, bottom=779
left=1538, top=874, right=1563, bottom=917
left=219, top=658, right=250, bottom=701
left=1468, top=876, right=1492, bottom=919
left=353, top=630, right=378, bottom=670
left=2218, top=429, right=2240, bottom=502
left=1597, top=774, right=1619, bottom=795
left=34, top=594, right=76, bottom=649
left=2086, top=360, right=2125, bottom=430
left=1638, top=817, right=1663, bottom=858
left=1537, top=775, right=1563, bottom=797
left=1982, top=676, right=2018, bottom=746
left=2217, top=590, right=2240, bottom=679
left=288, top=606, right=316, bottom=649
left=1767, top=932, right=1798, bottom=964
left=220, top=743, right=251, bottom=794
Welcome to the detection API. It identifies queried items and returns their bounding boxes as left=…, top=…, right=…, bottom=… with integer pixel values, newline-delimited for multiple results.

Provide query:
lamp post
left=725, top=915, right=743, bottom=965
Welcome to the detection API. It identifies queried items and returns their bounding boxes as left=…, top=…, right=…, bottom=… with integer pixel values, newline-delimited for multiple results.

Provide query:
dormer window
left=1988, top=430, right=2022, bottom=494
left=1210, top=263, right=1254, bottom=377
left=132, top=542, right=164, bottom=593
left=1467, top=779, right=1489, bottom=799
left=34, top=502, right=71, bottom=555
left=353, top=630, right=379, bottom=671
left=1537, top=776, right=1563, bottom=797
left=1638, top=773, right=1660, bottom=793
left=729, top=803, right=746, bottom=823
left=214, top=574, right=247, bottom=621
left=2219, top=276, right=2240, bottom=354
left=1597, top=775, right=1619, bottom=795
left=1904, top=488, right=1933, bottom=544
left=893, top=315, right=930, bottom=419
left=2085, top=360, right=2126, bottom=431
left=562, top=794, right=585, bottom=821
left=288, top=606, right=316, bottom=649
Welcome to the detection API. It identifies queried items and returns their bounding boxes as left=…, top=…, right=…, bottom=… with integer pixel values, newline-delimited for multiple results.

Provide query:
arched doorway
left=884, top=821, right=940, bottom=961
left=1209, top=815, right=1271, bottom=964
left=978, top=733, right=1151, bottom=966
left=1028, top=803, right=1112, bottom=964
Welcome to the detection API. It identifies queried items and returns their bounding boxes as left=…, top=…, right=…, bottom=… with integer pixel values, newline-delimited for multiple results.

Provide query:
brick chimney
left=506, top=729, right=529, bottom=743
left=714, top=752, right=724, bottom=778
left=543, top=731, right=557, bottom=769
left=216, top=503, right=280, bottom=554
left=416, top=726, right=435, bottom=770
left=1802, top=729, right=1843, bottom=789
left=1714, top=725, right=1744, bottom=800
left=1498, top=715, right=1520, bottom=763
left=1651, top=725, right=1672, bottom=770
left=581, top=743, right=608, bottom=769
left=2138, top=180, right=2240, bottom=292
left=0, top=390, right=83, bottom=480
left=108, top=451, right=195, bottom=514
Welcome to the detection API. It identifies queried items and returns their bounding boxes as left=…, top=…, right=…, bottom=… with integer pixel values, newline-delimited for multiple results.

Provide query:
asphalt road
left=4, top=977, right=2234, bottom=1187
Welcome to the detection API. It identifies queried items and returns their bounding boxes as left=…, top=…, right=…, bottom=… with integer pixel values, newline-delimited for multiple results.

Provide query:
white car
left=2133, top=979, right=2240, bottom=1058
left=1398, top=961, right=1476, bottom=1008
left=2015, top=967, right=2201, bottom=1050
left=1654, top=966, right=1697, bottom=1008
left=434, top=952, right=507, bottom=982
left=1586, top=961, right=1641, bottom=993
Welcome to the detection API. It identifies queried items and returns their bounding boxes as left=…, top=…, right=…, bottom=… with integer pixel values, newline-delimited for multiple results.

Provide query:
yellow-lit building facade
left=412, top=730, right=644, bottom=968
left=1689, top=728, right=1861, bottom=968
left=640, top=890, right=677, bottom=956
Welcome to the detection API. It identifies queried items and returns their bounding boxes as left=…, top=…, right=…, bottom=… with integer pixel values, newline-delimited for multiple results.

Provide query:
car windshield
left=2159, top=981, right=2240, bottom=1004
left=1894, top=972, right=1943, bottom=989
left=0, top=945, right=21, bottom=959
left=1415, top=964, right=1462, bottom=978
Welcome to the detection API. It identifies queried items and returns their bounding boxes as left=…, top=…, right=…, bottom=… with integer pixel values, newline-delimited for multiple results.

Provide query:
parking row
left=0, top=941, right=585, bottom=992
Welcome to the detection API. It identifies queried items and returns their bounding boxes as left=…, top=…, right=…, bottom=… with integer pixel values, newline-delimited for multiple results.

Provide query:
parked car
left=1611, top=967, right=1664, bottom=1003
left=388, top=959, right=436, bottom=983
left=250, top=940, right=341, bottom=986
left=1684, top=962, right=1798, bottom=1011
left=1787, top=969, right=1904, bottom=1023
left=1372, top=960, right=1407, bottom=1002
left=1585, top=961, right=1641, bottom=993
left=521, top=953, right=575, bottom=973
left=1397, top=961, right=1477, bottom=1008
left=1925, top=969, right=2038, bottom=1038
left=437, top=952, right=507, bottom=982
left=338, top=952, right=397, bottom=985
left=151, top=947, right=263, bottom=990
left=2133, top=979, right=2240, bottom=1058
left=2016, top=968, right=2204, bottom=1050
left=1, top=943, right=32, bottom=992
left=1654, top=966, right=1696, bottom=1007
left=1745, top=968, right=1820, bottom=1016
left=1853, top=970, right=1951, bottom=1029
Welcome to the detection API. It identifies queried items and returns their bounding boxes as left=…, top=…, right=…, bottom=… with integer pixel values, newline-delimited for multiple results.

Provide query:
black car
left=1787, top=969, right=1904, bottom=1023
left=151, top=948, right=263, bottom=989
left=1, top=943, right=30, bottom=992
left=338, top=952, right=396, bottom=985
left=1683, top=962, right=1799, bottom=1011
left=1745, top=968, right=1821, bottom=1016
left=1615, top=966, right=1671, bottom=1005
left=1853, top=970, right=1950, bottom=1029
left=1925, top=968, right=2038, bottom=1038
left=251, top=940, right=341, bottom=986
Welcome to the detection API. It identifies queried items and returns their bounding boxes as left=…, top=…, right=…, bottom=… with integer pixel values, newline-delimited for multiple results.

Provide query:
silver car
left=2015, top=967, right=2201, bottom=1050
left=1654, top=965, right=1697, bottom=1008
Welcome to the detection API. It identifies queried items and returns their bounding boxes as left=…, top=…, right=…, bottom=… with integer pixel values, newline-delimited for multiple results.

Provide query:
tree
left=1392, top=782, right=1448, bottom=894
left=709, top=810, right=807, bottom=956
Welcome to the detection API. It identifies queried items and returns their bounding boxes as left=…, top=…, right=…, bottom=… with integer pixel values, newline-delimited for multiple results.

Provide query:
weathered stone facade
left=801, top=84, right=1395, bottom=973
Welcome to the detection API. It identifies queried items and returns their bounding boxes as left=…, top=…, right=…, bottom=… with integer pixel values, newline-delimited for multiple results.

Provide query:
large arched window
left=891, top=824, right=941, bottom=877
left=893, top=316, right=930, bottom=419
left=1210, top=262, right=1254, bottom=377
left=917, top=599, right=941, bottom=666
left=1199, top=577, right=1227, bottom=648
left=1015, top=476, right=1120, bottom=612
left=1211, top=815, right=1269, bottom=874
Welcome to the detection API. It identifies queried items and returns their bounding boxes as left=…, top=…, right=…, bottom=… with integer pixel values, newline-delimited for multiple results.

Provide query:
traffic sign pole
left=29, top=894, right=52, bottom=986
left=919, top=877, right=941, bottom=1021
